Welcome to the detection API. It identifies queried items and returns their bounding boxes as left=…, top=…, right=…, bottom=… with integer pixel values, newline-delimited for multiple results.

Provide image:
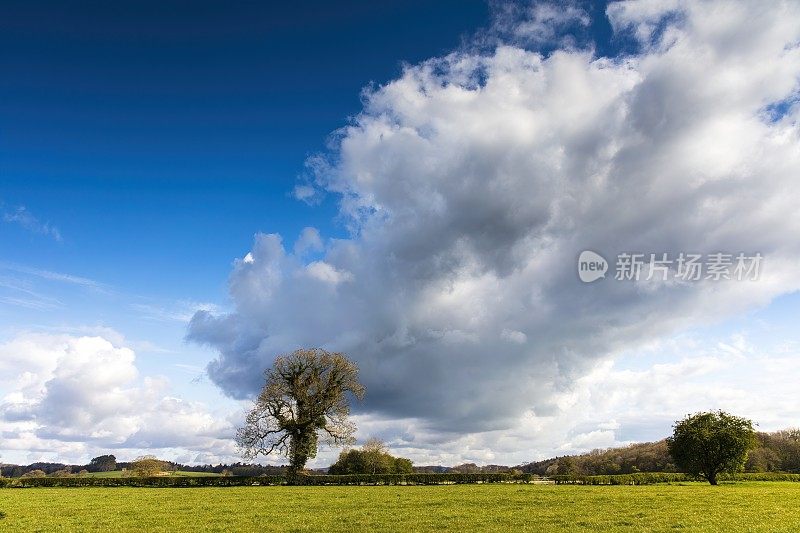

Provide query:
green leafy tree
left=555, top=457, right=579, bottom=476
left=667, top=411, right=757, bottom=485
left=237, top=348, right=365, bottom=475
left=88, top=454, right=117, bottom=472
left=328, top=449, right=366, bottom=474
left=393, top=457, right=413, bottom=474
left=328, top=439, right=413, bottom=475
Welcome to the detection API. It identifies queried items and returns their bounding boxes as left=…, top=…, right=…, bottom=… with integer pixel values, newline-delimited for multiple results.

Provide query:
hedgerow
left=721, top=472, right=800, bottom=482
left=0, top=472, right=521, bottom=488
left=549, top=472, right=800, bottom=485
left=550, top=473, right=692, bottom=485
left=3, top=471, right=798, bottom=488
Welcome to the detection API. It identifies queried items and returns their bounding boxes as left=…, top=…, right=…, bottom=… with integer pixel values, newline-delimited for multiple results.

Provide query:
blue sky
left=1, top=1, right=799, bottom=467
left=0, top=0, right=493, bottom=300
left=0, top=0, right=500, bottom=464
left=0, top=0, right=491, bottom=403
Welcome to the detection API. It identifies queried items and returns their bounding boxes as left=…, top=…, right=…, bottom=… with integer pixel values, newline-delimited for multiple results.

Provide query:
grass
left=0, top=482, right=798, bottom=531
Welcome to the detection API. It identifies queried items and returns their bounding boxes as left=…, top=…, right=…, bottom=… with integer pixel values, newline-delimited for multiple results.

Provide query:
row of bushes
left=550, top=473, right=692, bottom=485
left=0, top=472, right=520, bottom=488
left=5, top=471, right=800, bottom=488
left=550, top=472, right=800, bottom=485
left=285, top=473, right=518, bottom=485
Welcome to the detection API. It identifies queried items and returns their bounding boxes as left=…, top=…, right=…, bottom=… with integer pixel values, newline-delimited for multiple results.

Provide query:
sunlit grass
left=0, top=482, right=798, bottom=532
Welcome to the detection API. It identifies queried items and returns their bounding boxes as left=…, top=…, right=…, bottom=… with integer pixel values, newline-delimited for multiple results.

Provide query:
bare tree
left=236, top=348, right=365, bottom=474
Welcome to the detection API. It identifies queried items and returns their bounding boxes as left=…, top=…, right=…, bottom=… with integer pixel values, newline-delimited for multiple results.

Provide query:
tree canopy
left=667, top=411, right=757, bottom=485
left=88, top=454, right=116, bottom=472
left=236, top=348, right=365, bottom=474
left=130, top=456, right=168, bottom=477
left=328, top=438, right=413, bottom=475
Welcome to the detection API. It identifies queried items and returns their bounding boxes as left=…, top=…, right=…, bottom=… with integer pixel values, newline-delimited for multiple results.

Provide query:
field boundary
left=0, top=472, right=518, bottom=488
left=549, top=472, right=800, bottom=485
left=2, top=471, right=799, bottom=488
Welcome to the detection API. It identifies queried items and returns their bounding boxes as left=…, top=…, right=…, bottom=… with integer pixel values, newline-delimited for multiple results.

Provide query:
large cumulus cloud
left=0, top=332, right=236, bottom=463
left=189, top=0, right=800, bottom=437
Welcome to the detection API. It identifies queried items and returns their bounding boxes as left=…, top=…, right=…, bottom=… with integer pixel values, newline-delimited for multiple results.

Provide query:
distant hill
left=518, top=430, right=800, bottom=476
left=519, top=440, right=676, bottom=476
left=0, top=460, right=288, bottom=478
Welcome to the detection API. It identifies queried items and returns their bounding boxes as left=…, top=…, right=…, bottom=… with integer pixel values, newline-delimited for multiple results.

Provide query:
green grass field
left=1, top=482, right=798, bottom=532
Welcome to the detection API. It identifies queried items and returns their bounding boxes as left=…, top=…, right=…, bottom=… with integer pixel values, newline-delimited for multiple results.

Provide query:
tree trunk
left=288, top=429, right=315, bottom=476
left=707, top=472, right=718, bottom=485
left=289, top=447, right=308, bottom=475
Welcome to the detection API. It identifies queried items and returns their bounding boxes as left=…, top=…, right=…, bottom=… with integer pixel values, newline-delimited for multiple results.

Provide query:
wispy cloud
left=2, top=205, right=62, bottom=242
left=132, top=301, right=221, bottom=323
left=0, top=295, right=61, bottom=311
left=0, top=263, right=108, bottom=313
left=0, top=276, right=63, bottom=310
left=173, top=363, right=209, bottom=384
left=0, top=262, right=105, bottom=291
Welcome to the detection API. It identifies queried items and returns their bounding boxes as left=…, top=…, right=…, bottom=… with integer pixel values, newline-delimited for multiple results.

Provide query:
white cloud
left=293, top=184, right=321, bottom=205
left=0, top=332, right=236, bottom=464
left=489, top=0, right=592, bottom=49
left=293, top=227, right=324, bottom=256
left=305, top=261, right=353, bottom=285
left=186, top=0, right=800, bottom=462
left=501, top=329, right=527, bottom=344
left=320, top=331, right=800, bottom=467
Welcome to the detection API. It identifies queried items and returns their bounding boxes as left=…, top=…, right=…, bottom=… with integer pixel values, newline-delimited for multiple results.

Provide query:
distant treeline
left=0, top=460, right=290, bottom=478
left=0, top=460, right=508, bottom=478
left=3, top=429, right=797, bottom=478
left=520, top=430, right=800, bottom=476
left=413, top=463, right=515, bottom=474
left=1, top=472, right=522, bottom=488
